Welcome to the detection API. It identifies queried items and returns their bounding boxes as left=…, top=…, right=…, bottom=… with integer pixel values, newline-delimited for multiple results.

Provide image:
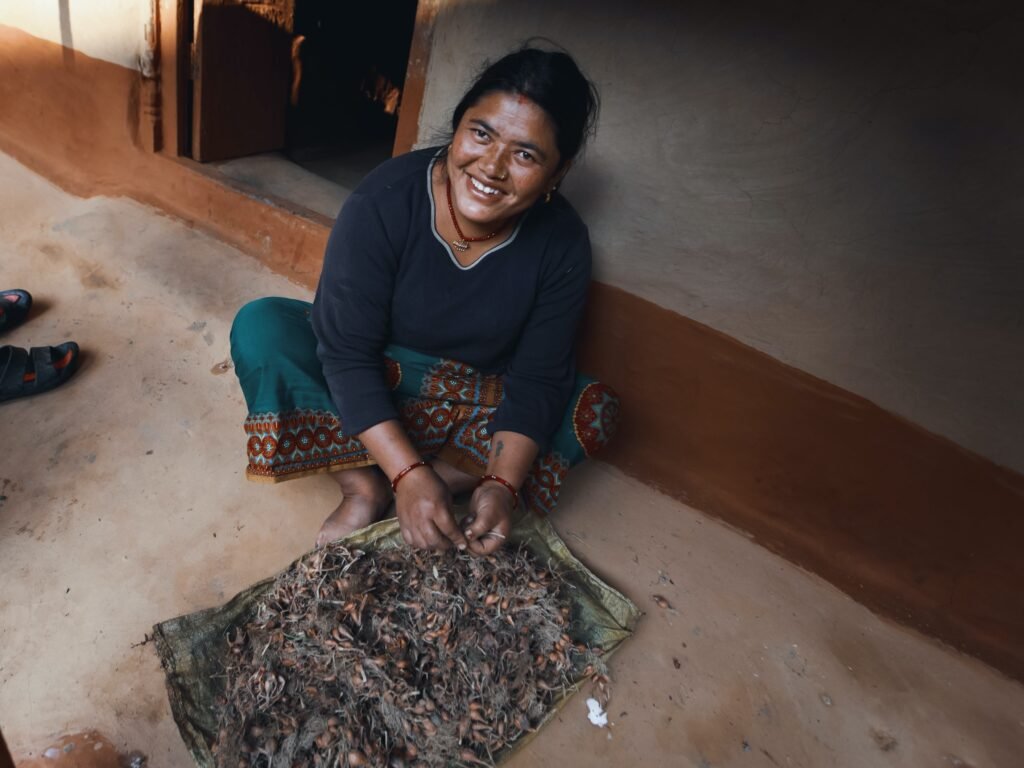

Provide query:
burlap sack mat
left=153, top=514, right=641, bottom=767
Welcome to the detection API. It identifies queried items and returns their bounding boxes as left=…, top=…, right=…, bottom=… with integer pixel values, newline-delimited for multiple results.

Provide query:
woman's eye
left=473, top=129, right=489, bottom=140
left=516, top=150, right=535, bottom=163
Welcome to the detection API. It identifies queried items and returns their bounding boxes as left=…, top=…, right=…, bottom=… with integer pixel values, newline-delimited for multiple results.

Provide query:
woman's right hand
left=394, top=466, right=469, bottom=551
left=354, top=420, right=469, bottom=551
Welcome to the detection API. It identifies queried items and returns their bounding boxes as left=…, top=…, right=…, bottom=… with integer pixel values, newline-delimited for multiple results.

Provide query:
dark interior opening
left=285, top=0, right=419, bottom=189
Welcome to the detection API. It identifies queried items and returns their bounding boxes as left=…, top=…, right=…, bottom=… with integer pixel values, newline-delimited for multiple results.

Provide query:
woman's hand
left=464, top=481, right=517, bottom=555
left=394, top=466, right=469, bottom=551
left=355, top=420, right=469, bottom=551
left=462, top=430, right=539, bottom=555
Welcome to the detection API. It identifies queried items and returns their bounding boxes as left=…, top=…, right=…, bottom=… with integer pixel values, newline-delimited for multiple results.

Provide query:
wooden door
left=191, top=0, right=294, bottom=162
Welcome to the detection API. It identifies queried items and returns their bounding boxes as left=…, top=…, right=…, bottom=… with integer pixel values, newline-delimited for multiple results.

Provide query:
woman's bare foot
left=316, top=497, right=388, bottom=547
left=316, top=467, right=391, bottom=548
left=431, top=459, right=478, bottom=495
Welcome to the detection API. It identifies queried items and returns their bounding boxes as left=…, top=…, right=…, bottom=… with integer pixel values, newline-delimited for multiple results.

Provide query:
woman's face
left=445, top=90, right=564, bottom=232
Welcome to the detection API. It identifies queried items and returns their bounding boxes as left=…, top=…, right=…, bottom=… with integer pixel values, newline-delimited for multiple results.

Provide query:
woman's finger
left=464, top=490, right=504, bottom=541
left=432, top=508, right=469, bottom=550
left=401, top=511, right=426, bottom=550
left=409, top=512, right=432, bottom=549
left=465, top=493, right=512, bottom=555
left=465, top=495, right=505, bottom=541
left=424, top=519, right=452, bottom=551
left=469, top=520, right=511, bottom=555
left=396, top=502, right=417, bottom=548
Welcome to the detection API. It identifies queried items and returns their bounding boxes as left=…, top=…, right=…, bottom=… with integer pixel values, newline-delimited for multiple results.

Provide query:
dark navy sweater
left=311, top=148, right=591, bottom=448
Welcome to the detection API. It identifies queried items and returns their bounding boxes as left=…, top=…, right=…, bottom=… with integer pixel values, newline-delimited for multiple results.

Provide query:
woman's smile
left=468, top=175, right=503, bottom=197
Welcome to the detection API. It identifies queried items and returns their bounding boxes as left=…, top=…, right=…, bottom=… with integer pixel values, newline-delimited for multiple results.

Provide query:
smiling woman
left=229, top=46, right=619, bottom=554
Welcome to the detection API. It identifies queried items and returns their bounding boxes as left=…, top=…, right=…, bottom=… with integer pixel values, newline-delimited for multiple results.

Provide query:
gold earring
left=545, top=190, right=553, bottom=204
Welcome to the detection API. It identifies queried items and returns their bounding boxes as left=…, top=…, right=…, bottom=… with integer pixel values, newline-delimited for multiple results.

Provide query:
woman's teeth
left=470, top=177, right=500, bottom=196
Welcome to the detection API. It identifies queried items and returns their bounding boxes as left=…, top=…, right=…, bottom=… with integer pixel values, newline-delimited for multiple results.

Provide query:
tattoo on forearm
left=495, top=440, right=504, bottom=458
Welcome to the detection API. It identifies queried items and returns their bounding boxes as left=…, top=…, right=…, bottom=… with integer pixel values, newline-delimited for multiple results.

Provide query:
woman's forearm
left=357, top=419, right=424, bottom=481
left=485, top=431, right=539, bottom=488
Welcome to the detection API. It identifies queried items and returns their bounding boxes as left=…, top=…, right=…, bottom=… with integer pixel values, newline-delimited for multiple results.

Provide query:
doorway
left=183, top=0, right=419, bottom=218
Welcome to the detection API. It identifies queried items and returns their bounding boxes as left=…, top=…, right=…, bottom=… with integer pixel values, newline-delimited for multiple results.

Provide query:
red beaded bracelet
left=391, top=460, right=430, bottom=492
left=476, top=474, right=519, bottom=504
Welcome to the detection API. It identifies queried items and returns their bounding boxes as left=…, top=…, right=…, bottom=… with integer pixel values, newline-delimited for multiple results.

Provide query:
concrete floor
left=211, top=141, right=391, bottom=220
left=211, top=152, right=349, bottom=220
left=1, top=150, right=1022, bottom=767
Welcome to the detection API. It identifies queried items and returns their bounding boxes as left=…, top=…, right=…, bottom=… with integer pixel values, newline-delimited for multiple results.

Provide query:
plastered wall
left=417, top=0, right=1024, bottom=474
left=0, top=0, right=147, bottom=69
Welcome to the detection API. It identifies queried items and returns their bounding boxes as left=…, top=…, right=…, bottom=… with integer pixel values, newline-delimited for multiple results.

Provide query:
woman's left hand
left=463, top=482, right=516, bottom=555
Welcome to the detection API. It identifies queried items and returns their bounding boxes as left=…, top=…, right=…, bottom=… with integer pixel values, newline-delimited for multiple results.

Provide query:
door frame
left=160, top=0, right=434, bottom=162
left=391, top=0, right=440, bottom=156
left=151, top=0, right=193, bottom=158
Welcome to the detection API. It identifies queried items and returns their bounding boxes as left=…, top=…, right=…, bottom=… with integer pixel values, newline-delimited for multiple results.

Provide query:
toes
left=316, top=497, right=387, bottom=548
left=317, top=529, right=341, bottom=548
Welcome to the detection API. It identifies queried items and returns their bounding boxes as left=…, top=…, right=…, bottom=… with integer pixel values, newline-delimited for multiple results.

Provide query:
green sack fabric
left=154, top=514, right=641, bottom=767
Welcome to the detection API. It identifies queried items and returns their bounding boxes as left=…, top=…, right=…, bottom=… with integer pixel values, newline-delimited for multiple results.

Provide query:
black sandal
left=0, top=343, right=81, bottom=403
left=0, top=289, right=32, bottom=335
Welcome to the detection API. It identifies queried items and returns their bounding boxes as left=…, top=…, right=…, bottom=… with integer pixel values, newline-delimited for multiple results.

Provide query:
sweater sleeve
left=311, top=193, right=400, bottom=436
left=488, top=227, right=592, bottom=448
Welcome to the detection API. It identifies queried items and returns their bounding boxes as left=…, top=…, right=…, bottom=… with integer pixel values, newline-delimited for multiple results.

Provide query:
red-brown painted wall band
left=3, top=26, right=1023, bottom=681
left=578, top=283, right=1024, bottom=678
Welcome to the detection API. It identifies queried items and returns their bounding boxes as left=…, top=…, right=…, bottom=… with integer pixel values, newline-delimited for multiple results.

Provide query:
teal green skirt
left=230, top=297, right=619, bottom=516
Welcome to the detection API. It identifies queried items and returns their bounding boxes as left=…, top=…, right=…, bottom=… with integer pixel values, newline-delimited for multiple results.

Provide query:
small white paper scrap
left=586, top=697, right=608, bottom=727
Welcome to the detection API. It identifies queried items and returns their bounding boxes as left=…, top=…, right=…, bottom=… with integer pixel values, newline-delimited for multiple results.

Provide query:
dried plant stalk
left=211, top=543, right=608, bottom=768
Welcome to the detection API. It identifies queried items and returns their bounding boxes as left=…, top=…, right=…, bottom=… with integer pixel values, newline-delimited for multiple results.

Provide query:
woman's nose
left=480, top=148, right=508, bottom=180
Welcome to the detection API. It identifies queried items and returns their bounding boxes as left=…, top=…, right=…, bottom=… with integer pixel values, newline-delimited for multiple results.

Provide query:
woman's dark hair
left=450, top=45, right=600, bottom=169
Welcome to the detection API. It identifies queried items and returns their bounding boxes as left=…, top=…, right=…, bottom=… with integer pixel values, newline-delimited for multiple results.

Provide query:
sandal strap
left=0, top=345, right=28, bottom=391
left=30, top=346, right=62, bottom=388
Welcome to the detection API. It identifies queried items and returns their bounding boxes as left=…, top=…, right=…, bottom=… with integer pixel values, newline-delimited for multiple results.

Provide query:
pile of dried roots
left=212, top=543, right=609, bottom=768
